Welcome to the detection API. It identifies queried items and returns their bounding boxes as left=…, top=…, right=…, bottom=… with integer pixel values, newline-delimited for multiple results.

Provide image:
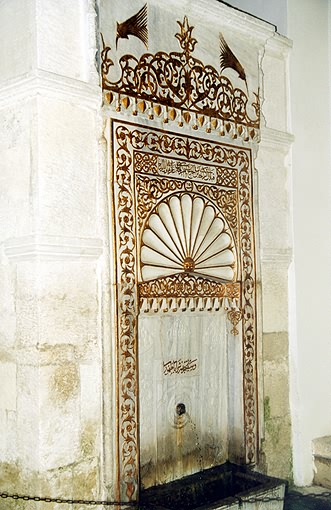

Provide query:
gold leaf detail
left=220, top=32, right=247, bottom=88
left=104, top=92, right=113, bottom=104
left=153, top=104, right=162, bottom=117
left=141, top=193, right=236, bottom=282
left=183, top=111, right=191, bottom=124
left=101, top=17, right=260, bottom=134
left=198, top=115, right=205, bottom=127
left=168, top=109, right=177, bottom=121
left=116, top=4, right=148, bottom=49
left=227, top=309, right=243, bottom=336
left=211, top=118, right=218, bottom=130
left=122, top=96, right=130, bottom=109
left=137, top=101, right=147, bottom=113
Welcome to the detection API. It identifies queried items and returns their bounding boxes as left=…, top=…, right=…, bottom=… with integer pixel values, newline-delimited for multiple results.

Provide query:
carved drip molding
left=139, top=275, right=242, bottom=333
left=140, top=295, right=239, bottom=313
left=101, top=16, right=260, bottom=141
left=139, top=295, right=242, bottom=336
left=3, top=235, right=103, bottom=262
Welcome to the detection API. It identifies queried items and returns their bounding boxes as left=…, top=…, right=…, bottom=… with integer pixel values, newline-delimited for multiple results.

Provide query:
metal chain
left=0, top=492, right=136, bottom=506
left=1, top=490, right=331, bottom=506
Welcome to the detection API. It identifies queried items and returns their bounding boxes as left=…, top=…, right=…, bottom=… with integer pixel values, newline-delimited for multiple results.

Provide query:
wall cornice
left=259, top=126, right=294, bottom=152
left=0, top=69, right=101, bottom=110
left=178, top=0, right=276, bottom=44
left=265, top=32, right=293, bottom=56
left=260, top=247, right=293, bottom=266
left=3, top=235, right=103, bottom=262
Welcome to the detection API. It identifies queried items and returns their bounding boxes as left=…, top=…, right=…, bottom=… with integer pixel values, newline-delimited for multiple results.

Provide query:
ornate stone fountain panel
left=101, top=0, right=260, bottom=501
left=112, top=121, right=257, bottom=498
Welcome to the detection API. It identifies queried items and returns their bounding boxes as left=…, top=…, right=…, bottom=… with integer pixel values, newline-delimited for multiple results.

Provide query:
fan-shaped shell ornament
left=140, top=194, right=236, bottom=282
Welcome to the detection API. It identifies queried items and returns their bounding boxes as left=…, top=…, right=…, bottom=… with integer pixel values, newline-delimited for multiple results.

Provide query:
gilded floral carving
left=102, top=16, right=260, bottom=140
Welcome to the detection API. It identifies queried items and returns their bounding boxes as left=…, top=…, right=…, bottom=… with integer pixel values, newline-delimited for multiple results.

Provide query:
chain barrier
left=1, top=489, right=331, bottom=506
left=0, top=492, right=136, bottom=506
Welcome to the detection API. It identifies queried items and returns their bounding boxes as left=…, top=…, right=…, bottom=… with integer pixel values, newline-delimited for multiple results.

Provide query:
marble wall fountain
left=100, top=1, right=286, bottom=508
left=0, top=0, right=296, bottom=505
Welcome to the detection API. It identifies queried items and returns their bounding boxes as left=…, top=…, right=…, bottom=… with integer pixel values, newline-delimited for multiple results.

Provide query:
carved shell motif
left=140, top=194, right=236, bottom=282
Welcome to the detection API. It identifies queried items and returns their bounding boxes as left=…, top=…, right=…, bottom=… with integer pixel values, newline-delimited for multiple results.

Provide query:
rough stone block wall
left=256, top=34, right=294, bottom=480
left=0, top=0, right=107, bottom=505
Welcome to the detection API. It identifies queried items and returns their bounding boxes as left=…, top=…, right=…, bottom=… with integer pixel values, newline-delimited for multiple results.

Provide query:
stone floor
left=285, top=486, right=331, bottom=509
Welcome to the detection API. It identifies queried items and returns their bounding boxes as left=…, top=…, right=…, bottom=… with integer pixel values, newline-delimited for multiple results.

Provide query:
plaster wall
left=287, top=0, right=331, bottom=486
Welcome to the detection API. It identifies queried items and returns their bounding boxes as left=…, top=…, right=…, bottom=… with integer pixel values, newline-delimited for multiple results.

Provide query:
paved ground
left=285, top=486, right=331, bottom=510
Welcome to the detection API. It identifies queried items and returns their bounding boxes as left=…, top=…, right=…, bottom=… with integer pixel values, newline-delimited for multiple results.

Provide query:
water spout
left=176, top=403, right=186, bottom=416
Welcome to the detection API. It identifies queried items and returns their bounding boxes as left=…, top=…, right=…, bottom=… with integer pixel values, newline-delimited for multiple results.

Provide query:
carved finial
left=116, top=4, right=148, bottom=49
left=175, top=16, right=197, bottom=54
left=220, top=33, right=247, bottom=91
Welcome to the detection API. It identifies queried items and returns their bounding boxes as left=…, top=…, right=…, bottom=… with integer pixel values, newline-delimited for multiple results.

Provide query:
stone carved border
left=113, top=121, right=257, bottom=500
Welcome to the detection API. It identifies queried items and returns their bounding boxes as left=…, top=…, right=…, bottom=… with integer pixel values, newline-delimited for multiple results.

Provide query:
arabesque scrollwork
left=114, top=126, right=139, bottom=501
left=138, top=274, right=241, bottom=299
left=239, top=153, right=257, bottom=464
left=102, top=16, right=260, bottom=140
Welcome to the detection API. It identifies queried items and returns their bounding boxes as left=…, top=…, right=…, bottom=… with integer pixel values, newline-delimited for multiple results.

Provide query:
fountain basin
left=139, top=462, right=286, bottom=510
